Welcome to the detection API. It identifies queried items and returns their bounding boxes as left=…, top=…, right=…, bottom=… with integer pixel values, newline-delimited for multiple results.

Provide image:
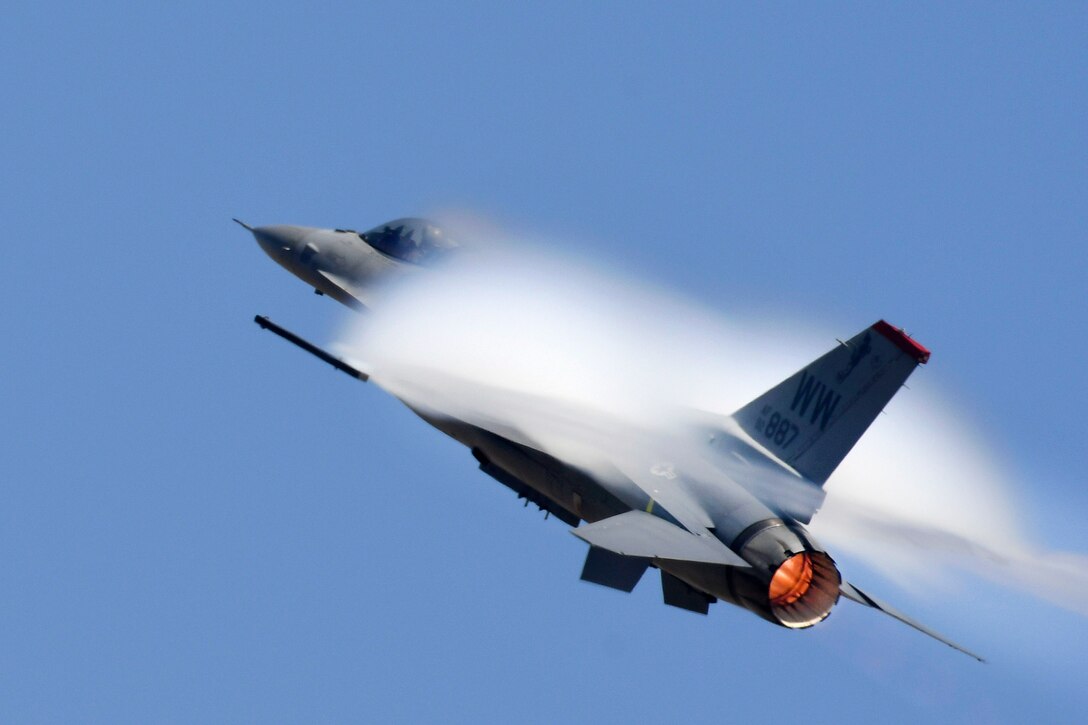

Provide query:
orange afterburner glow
left=769, top=553, right=815, bottom=608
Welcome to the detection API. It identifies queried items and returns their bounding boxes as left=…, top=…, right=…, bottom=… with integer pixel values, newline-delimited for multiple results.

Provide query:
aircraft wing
left=840, top=581, right=984, bottom=661
left=572, top=510, right=748, bottom=566
left=610, top=457, right=718, bottom=533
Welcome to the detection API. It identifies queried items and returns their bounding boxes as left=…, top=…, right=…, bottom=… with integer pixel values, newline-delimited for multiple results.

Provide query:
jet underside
left=419, top=409, right=817, bottom=621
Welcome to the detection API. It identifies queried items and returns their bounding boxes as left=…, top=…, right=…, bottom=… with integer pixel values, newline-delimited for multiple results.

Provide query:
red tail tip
left=872, top=320, right=931, bottom=364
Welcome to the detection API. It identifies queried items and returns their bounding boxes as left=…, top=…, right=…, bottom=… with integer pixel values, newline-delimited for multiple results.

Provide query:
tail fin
left=732, top=321, right=929, bottom=485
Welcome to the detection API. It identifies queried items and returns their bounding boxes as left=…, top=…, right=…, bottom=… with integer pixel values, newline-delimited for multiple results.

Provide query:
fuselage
left=247, top=217, right=841, bottom=629
left=422, top=409, right=840, bottom=627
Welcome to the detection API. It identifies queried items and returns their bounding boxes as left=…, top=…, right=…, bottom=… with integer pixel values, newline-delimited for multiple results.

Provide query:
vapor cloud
left=334, top=223, right=1088, bottom=617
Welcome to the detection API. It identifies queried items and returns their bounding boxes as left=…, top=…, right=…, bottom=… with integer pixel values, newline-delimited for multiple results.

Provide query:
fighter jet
left=240, top=217, right=983, bottom=661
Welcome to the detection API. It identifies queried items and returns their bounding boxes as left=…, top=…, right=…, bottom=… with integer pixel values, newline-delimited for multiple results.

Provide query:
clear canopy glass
left=359, top=218, right=456, bottom=264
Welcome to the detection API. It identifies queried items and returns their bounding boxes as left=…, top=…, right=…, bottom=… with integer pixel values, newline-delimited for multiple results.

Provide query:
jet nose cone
left=248, top=224, right=311, bottom=259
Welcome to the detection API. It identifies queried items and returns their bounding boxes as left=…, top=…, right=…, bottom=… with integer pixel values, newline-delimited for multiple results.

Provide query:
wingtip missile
left=254, top=315, right=368, bottom=381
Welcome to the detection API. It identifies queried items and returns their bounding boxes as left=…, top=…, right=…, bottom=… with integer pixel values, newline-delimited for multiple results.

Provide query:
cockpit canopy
left=359, top=218, right=456, bottom=265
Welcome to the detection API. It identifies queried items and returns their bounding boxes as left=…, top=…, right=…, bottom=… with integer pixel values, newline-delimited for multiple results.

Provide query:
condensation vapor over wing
left=334, top=221, right=1088, bottom=617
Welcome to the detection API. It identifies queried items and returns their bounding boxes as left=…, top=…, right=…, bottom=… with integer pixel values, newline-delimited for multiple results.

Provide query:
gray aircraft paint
left=241, top=218, right=440, bottom=309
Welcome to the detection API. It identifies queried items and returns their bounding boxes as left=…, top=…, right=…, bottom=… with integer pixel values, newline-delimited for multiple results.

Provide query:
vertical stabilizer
left=732, top=321, right=929, bottom=485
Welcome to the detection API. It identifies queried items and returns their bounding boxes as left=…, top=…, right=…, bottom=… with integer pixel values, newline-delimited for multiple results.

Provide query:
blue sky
left=3, top=2, right=1086, bottom=722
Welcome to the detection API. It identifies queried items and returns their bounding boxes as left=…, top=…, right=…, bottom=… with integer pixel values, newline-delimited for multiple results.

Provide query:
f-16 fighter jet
left=240, top=217, right=982, bottom=661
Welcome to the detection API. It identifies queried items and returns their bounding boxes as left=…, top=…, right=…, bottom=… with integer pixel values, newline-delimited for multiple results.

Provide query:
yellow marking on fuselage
left=645, top=499, right=655, bottom=514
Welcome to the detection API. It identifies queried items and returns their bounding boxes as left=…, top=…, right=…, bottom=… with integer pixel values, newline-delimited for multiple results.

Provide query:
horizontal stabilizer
left=580, top=546, right=649, bottom=592
left=571, top=511, right=748, bottom=567
left=661, top=571, right=715, bottom=614
left=841, top=582, right=984, bottom=662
